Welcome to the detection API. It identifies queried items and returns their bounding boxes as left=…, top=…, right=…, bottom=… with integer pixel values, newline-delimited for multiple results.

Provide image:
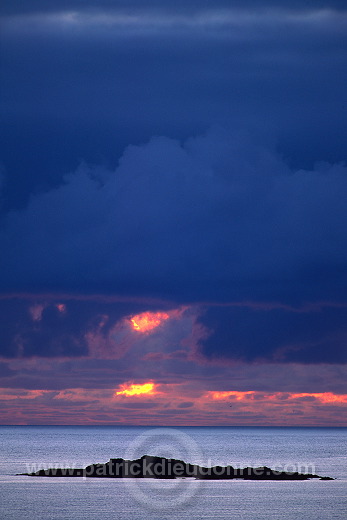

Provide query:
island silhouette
left=18, top=454, right=333, bottom=480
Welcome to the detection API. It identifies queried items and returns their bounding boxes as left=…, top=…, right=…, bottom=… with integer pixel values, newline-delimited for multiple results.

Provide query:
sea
left=0, top=426, right=346, bottom=520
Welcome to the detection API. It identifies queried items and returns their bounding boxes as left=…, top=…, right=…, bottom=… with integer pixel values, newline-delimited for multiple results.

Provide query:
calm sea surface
left=0, top=426, right=346, bottom=519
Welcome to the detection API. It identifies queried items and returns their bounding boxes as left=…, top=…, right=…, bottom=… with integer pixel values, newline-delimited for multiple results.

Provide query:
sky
left=0, top=0, right=346, bottom=426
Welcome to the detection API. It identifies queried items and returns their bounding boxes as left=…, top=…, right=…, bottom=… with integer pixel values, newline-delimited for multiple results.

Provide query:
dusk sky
left=0, top=0, right=346, bottom=425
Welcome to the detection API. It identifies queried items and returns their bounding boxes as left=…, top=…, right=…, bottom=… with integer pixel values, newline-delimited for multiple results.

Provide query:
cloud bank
left=1, top=128, right=346, bottom=306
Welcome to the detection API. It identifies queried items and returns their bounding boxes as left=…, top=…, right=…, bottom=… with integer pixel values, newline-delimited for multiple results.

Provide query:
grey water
left=0, top=426, right=346, bottom=519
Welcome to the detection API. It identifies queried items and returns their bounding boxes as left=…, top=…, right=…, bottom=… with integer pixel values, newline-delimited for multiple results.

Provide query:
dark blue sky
left=0, top=1, right=346, bottom=424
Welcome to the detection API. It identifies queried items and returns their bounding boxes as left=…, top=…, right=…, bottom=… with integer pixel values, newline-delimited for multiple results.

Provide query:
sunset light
left=208, top=391, right=347, bottom=404
left=115, top=382, right=158, bottom=397
left=209, top=391, right=255, bottom=400
left=130, top=311, right=170, bottom=332
left=290, top=392, right=347, bottom=404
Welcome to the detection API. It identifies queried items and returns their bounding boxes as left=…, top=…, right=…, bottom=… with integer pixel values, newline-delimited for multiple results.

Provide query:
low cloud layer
left=199, top=303, right=347, bottom=364
left=1, top=383, right=347, bottom=426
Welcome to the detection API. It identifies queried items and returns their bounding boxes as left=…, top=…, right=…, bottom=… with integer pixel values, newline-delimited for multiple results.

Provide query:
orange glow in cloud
left=208, top=390, right=347, bottom=404
left=130, top=311, right=170, bottom=332
left=0, top=389, right=50, bottom=400
left=115, top=382, right=158, bottom=397
left=290, top=392, right=347, bottom=404
left=208, top=391, right=256, bottom=400
left=1, top=386, right=347, bottom=425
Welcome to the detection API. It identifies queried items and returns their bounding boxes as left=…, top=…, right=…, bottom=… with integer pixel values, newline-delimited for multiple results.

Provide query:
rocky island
left=18, top=454, right=333, bottom=480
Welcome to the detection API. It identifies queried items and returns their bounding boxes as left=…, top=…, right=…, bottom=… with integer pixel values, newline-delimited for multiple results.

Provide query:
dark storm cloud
left=0, top=128, right=346, bottom=305
left=1, top=2, right=346, bottom=212
left=0, top=300, right=87, bottom=358
left=198, top=304, right=347, bottom=364
left=0, top=298, right=152, bottom=358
